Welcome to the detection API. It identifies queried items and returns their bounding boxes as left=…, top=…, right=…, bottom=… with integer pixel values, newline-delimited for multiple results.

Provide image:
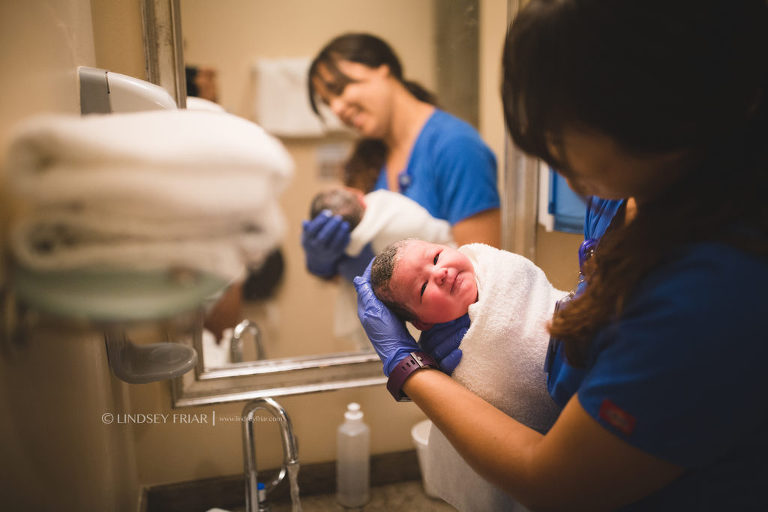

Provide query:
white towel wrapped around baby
left=345, top=190, right=454, bottom=257
left=4, top=110, right=294, bottom=282
left=425, top=243, right=568, bottom=512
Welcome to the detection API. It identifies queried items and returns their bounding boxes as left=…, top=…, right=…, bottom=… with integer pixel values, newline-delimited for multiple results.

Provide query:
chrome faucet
left=231, top=319, right=265, bottom=362
left=242, top=397, right=299, bottom=512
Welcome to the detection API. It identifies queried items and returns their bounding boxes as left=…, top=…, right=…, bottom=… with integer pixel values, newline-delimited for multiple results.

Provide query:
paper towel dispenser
left=78, top=66, right=177, bottom=114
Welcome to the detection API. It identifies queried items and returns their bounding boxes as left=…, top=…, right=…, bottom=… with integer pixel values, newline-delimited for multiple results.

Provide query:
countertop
left=270, top=481, right=457, bottom=511
left=143, top=450, right=458, bottom=512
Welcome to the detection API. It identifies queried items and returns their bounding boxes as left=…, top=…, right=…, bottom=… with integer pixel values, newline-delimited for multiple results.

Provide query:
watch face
left=387, top=352, right=438, bottom=401
left=413, top=352, right=437, bottom=368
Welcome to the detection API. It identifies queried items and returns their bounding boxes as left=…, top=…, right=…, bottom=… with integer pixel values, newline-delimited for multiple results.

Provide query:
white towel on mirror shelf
left=5, top=109, right=292, bottom=175
left=425, top=243, right=568, bottom=512
left=5, top=110, right=293, bottom=216
left=4, top=110, right=293, bottom=282
left=8, top=202, right=284, bottom=283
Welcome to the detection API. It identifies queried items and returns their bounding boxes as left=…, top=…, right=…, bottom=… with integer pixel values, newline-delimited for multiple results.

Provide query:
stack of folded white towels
left=4, top=109, right=294, bottom=283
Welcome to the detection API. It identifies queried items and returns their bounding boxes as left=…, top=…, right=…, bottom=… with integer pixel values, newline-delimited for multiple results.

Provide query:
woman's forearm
left=452, top=208, right=501, bottom=247
left=403, top=369, right=683, bottom=511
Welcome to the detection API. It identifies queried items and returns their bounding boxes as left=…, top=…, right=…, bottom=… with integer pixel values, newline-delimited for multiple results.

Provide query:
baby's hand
left=418, top=313, right=470, bottom=375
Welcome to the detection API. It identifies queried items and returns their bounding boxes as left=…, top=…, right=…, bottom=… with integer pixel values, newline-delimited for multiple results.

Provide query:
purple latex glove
left=418, top=313, right=469, bottom=375
left=301, top=211, right=350, bottom=278
left=337, top=243, right=375, bottom=284
left=353, top=261, right=419, bottom=376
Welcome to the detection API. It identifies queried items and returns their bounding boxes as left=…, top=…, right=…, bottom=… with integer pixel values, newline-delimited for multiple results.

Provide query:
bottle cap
left=257, top=482, right=266, bottom=501
left=345, top=402, right=363, bottom=421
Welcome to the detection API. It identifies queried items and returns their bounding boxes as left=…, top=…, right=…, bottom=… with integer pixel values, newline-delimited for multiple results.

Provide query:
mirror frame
left=142, top=0, right=537, bottom=407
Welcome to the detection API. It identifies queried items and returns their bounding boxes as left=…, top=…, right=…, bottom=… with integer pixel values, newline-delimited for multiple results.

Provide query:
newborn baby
left=370, top=238, right=564, bottom=431
left=370, top=238, right=566, bottom=511
left=370, top=239, right=478, bottom=331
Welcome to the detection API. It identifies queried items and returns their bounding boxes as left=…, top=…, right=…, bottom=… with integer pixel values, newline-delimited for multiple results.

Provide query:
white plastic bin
left=411, top=419, right=440, bottom=498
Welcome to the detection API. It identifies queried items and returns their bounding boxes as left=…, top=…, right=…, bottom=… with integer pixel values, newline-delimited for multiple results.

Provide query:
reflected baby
left=309, top=186, right=366, bottom=231
left=370, top=239, right=478, bottom=331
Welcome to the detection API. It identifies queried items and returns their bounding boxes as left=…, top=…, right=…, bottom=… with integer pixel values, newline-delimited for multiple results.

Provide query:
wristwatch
left=387, top=351, right=438, bottom=401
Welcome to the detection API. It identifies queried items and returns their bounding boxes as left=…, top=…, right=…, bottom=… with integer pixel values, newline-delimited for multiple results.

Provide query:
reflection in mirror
left=178, top=0, right=481, bottom=370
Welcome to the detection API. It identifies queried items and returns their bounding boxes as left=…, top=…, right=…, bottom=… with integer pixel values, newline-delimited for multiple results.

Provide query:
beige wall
left=535, top=227, right=583, bottom=291
left=0, top=2, right=140, bottom=510
left=0, top=1, right=580, bottom=509
left=479, top=0, right=508, bottom=175
left=0, top=0, right=95, bottom=157
left=90, top=0, right=146, bottom=80
left=181, top=0, right=436, bottom=119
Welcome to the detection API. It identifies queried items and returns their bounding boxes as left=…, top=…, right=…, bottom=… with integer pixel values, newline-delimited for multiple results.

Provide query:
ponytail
left=403, top=80, right=438, bottom=107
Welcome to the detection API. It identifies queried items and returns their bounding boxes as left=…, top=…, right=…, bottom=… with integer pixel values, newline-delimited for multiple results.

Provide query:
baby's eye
left=420, top=282, right=427, bottom=298
left=433, top=252, right=440, bottom=265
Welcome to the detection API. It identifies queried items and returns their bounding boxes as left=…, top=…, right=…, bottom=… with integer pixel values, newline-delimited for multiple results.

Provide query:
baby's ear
left=413, top=320, right=434, bottom=331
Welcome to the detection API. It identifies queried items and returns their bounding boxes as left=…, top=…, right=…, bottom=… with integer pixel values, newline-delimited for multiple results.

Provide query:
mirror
left=143, top=0, right=535, bottom=406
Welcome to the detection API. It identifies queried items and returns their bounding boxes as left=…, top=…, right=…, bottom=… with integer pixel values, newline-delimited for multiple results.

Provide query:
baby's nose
left=433, top=267, right=448, bottom=285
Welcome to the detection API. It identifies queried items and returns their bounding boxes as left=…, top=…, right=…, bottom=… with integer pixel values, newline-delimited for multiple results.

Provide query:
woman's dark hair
left=242, top=248, right=285, bottom=301
left=308, top=33, right=438, bottom=192
left=503, top=0, right=768, bottom=365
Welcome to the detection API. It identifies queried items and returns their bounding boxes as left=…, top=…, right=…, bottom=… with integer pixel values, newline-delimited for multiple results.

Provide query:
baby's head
left=309, top=187, right=366, bottom=229
left=371, top=239, right=478, bottom=331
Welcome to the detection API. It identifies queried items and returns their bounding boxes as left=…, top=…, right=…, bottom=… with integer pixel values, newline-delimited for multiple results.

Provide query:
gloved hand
left=353, top=261, right=419, bottom=376
left=301, top=211, right=350, bottom=278
left=418, top=313, right=469, bottom=375
left=337, top=243, right=376, bottom=283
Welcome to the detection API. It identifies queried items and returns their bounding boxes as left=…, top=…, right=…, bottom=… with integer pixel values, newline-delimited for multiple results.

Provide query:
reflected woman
left=301, top=33, right=501, bottom=282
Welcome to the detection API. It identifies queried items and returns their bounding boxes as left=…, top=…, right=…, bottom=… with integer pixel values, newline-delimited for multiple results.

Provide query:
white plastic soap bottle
left=336, top=402, right=370, bottom=508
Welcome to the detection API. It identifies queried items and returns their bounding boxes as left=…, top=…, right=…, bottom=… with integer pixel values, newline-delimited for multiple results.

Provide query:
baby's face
left=390, top=240, right=478, bottom=329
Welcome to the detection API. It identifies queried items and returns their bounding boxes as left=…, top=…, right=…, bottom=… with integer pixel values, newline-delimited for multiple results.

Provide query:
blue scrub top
left=548, top=197, right=768, bottom=510
left=373, top=109, right=499, bottom=225
left=546, top=197, right=624, bottom=406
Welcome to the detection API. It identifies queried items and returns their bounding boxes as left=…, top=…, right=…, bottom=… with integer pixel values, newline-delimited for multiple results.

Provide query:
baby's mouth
left=450, top=272, right=461, bottom=294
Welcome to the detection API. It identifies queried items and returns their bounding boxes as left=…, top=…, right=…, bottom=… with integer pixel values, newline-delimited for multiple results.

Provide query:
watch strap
left=387, top=351, right=438, bottom=401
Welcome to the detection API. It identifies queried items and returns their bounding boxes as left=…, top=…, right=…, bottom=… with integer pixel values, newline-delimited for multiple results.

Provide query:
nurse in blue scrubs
left=301, top=33, right=501, bottom=282
left=354, top=1, right=768, bottom=510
